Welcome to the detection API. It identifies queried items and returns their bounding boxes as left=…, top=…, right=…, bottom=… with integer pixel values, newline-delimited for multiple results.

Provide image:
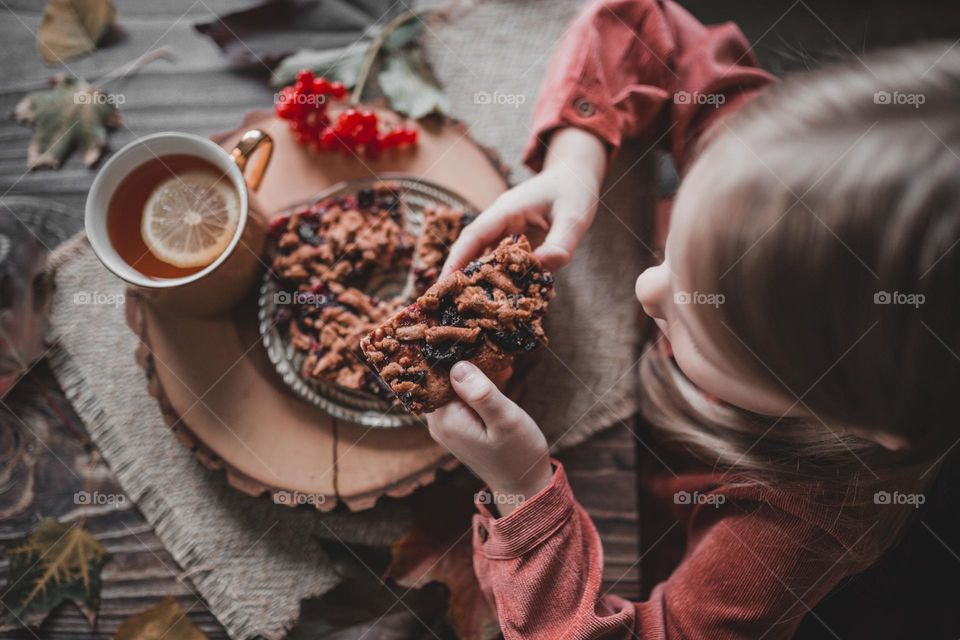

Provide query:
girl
left=427, top=0, right=960, bottom=638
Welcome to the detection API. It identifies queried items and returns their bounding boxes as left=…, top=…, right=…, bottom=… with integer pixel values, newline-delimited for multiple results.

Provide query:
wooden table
left=0, top=1, right=641, bottom=636
left=5, top=0, right=956, bottom=637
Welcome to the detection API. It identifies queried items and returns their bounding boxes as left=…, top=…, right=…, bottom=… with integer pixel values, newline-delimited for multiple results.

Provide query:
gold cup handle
left=230, top=129, right=274, bottom=192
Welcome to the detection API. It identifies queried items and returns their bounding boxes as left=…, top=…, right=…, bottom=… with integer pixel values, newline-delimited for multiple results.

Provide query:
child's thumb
left=450, top=361, right=522, bottom=430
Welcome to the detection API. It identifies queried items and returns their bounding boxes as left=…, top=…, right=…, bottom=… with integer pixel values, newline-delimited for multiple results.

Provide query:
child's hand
left=427, top=361, right=553, bottom=516
left=441, top=127, right=606, bottom=277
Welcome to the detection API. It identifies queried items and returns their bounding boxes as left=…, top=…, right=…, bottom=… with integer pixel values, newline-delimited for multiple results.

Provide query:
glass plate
left=257, top=176, right=477, bottom=428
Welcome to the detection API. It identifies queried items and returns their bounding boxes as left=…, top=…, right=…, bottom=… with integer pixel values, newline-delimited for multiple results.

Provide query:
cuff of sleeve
left=473, top=460, right=575, bottom=559
left=522, top=93, right=623, bottom=173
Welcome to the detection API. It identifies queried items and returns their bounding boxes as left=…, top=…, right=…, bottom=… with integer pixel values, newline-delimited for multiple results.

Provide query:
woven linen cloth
left=45, top=0, right=652, bottom=637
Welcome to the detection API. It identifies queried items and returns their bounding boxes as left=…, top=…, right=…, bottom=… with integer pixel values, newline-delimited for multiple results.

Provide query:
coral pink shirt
left=472, top=2, right=900, bottom=638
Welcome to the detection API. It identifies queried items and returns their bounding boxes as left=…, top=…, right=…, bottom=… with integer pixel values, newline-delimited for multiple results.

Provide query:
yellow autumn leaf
left=1, top=519, right=110, bottom=630
left=114, top=596, right=208, bottom=640
left=38, top=0, right=116, bottom=65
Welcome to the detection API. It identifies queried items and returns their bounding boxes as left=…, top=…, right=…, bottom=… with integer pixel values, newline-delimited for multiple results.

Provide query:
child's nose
left=635, top=265, right=669, bottom=320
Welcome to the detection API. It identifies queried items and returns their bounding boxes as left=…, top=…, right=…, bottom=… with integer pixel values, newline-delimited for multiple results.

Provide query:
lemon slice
left=141, top=171, right=240, bottom=268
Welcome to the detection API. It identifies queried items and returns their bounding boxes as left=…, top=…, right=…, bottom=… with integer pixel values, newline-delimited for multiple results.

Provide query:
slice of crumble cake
left=360, top=235, right=554, bottom=414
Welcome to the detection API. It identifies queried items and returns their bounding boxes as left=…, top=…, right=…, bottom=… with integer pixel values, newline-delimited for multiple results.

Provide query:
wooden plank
left=559, top=422, right=642, bottom=599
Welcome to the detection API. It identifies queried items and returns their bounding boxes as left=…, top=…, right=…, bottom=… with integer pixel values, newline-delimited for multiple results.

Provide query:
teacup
left=85, top=129, right=273, bottom=316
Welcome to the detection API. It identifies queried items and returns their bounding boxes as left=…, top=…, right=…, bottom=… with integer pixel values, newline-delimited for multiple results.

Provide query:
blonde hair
left=641, top=42, right=960, bottom=560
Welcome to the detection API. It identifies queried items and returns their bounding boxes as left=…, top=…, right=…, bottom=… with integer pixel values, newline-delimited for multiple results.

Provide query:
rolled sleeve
left=522, top=0, right=675, bottom=171
left=523, top=0, right=775, bottom=174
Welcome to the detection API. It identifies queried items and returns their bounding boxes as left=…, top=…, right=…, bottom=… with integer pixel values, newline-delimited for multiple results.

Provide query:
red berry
left=275, top=90, right=296, bottom=119
left=381, top=129, right=402, bottom=147
left=280, top=74, right=417, bottom=155
left=343, top=108, right=360, bottom=126
left=296, top=69, right=315, bottom=84
left=269, top=216, right=289, bottom=235
left=320, top=128, right=338, bottom=149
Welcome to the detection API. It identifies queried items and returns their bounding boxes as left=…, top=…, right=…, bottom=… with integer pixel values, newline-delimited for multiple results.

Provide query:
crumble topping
left=412, top=206, right=476, bottom=294
left=268, top=184, right=478, bottom=404
left=360, top=234, right=554, bottom=414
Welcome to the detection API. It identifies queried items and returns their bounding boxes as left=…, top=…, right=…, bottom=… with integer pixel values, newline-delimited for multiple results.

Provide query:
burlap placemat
left=48, top=236, right=413, bottom=640
left=45, top=1, right=652, bottom=637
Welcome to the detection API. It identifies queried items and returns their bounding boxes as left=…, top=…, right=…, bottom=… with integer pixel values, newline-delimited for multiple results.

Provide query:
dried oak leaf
left=114, top=596, right=208, bottom=640
left=0, top=519, right=109, bottom=631
left=13, top=74, right=122, bottom=170
left=385, top=471, right=500, bottom=640
left=38, top=0, right=116, bottom=65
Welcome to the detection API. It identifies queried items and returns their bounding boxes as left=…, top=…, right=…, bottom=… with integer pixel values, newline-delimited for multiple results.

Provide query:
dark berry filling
left=356, top=188, right=375, bottom=209
left=440, top=302, right=465, bottom=327
left=397, top=370, right=427, bottom=385
left=491, top=324, right=539, bottom=352
left=423, top=340, right=481, bottom=368
left=463, top=261, right=483, bottom=277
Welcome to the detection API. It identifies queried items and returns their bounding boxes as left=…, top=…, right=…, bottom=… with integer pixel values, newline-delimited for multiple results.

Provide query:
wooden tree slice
left=129, top=109, right=507, bottom=510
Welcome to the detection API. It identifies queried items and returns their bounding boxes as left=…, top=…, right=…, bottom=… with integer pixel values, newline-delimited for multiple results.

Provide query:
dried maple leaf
left=386, top=471, right=500, bottom=640
left=0, top=518, right=110, bottom=631
left=38, top=0, right=116, bottom=65
left=13, top=74, right=122, bottom=170
left=114, top=596, right=208, bottom=640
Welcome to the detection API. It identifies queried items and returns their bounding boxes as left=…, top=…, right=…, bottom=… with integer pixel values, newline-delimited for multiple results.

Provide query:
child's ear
left=843, top=426, right=910, bottom=452
left=873, top=432, right=910, bottom=453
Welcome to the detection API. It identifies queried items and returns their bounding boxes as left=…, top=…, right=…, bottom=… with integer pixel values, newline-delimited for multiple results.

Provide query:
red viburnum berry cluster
left=275, top=70, right=418, bottom=154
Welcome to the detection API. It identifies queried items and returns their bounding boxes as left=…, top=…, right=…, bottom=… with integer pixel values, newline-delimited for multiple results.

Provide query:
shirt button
left=573, top=97, right=596, bottom=117
left=477, top=524, right=488, bottom=543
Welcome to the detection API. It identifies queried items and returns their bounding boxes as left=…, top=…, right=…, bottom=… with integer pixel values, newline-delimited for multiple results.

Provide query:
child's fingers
left=450, top=361, right=524, bottom=431
left=534, top=202, right=592, bottom=270
left=426, top=398, right=484, bottom=444
left=441, top=210, right=511, bottom=278
left=442, top=186, right=547, bottom=277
